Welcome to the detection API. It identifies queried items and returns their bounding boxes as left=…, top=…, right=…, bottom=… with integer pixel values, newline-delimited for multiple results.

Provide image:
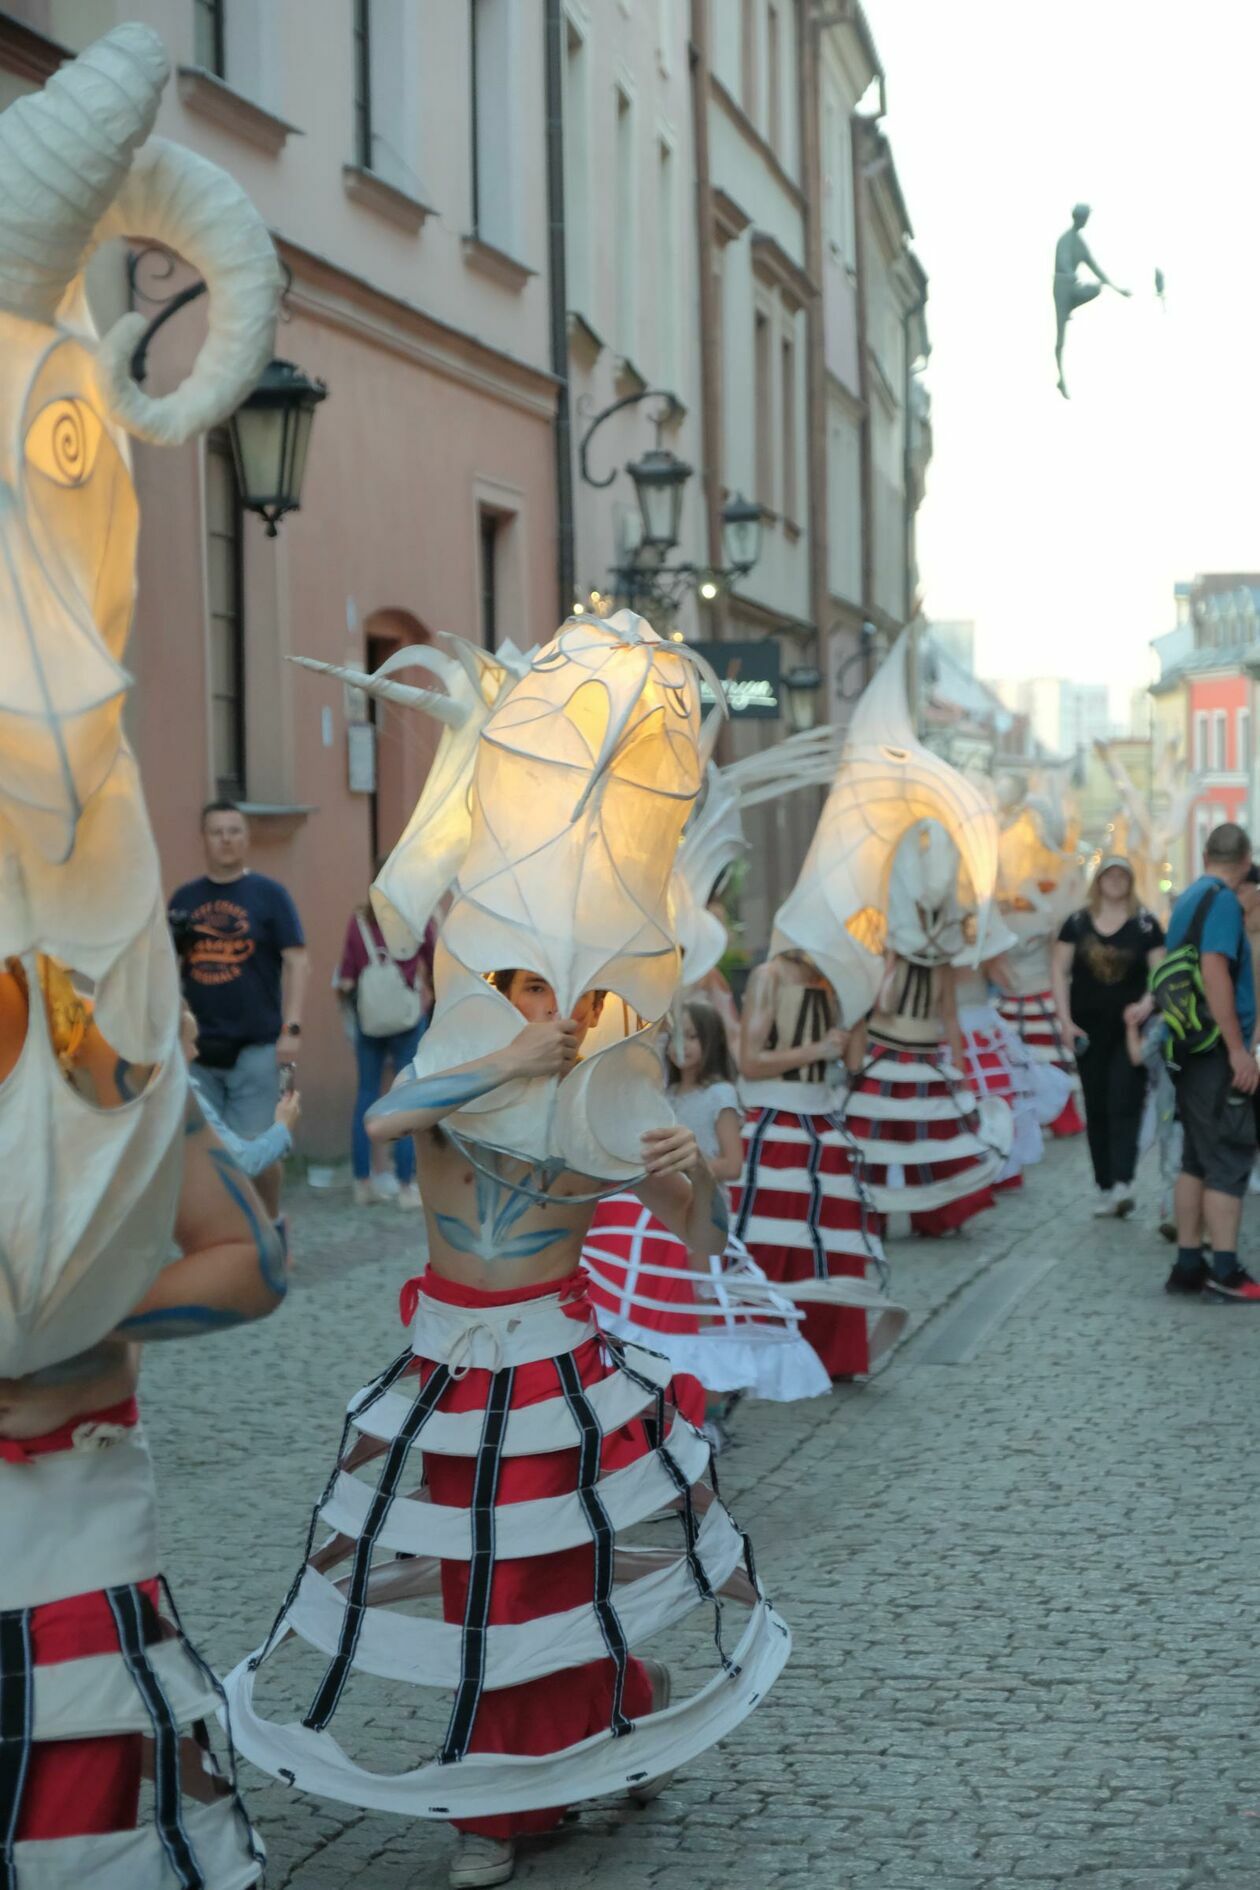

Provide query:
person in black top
left=1051, top=855, right=1165, bottom=1216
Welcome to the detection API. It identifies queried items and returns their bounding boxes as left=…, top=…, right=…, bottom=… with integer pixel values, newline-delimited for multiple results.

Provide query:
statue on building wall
left=1054, top=204, right=1131, bottom=398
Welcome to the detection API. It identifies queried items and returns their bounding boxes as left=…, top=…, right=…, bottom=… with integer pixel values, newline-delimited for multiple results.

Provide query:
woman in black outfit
left=1051, top=855, right=1165, bottom=1217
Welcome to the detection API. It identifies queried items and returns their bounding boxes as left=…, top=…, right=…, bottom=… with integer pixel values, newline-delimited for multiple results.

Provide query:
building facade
left=2, top=0, right=932, bottom=1159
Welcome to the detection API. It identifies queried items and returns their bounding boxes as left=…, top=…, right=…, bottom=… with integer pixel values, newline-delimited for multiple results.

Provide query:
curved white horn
left=288, top=656, right=468, bottom=728
left=91, top=137, right=282, bottom=446
left=0, top=23, right=166, bottom=319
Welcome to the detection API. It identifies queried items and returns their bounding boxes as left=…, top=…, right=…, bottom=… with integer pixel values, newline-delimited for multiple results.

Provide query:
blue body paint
left=209, top=1147, right=288, bottom=1299
left=119, top=1305, right=245, bottom=1338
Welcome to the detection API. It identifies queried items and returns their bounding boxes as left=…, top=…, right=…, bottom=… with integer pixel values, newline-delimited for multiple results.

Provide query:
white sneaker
left=1092, top=1187, right=1120, bottom=1217
left=396, top=1182, right=422, bottom=1210
left=352, top=1179, right=378, bottom=1208
left=1113, top=1185, right=1136, bottom=1218
left=372, top=1170, right=401, bottom=1201
left=448, top=1834, right=515, bottom=1888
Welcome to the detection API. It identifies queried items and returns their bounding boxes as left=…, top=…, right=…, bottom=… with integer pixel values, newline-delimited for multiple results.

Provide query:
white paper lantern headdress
left=409, top=611, right=710, bottom=1179
left=0, top=25, right=280, bottom=1375
left=770, top=631, right=1002, bottom=1023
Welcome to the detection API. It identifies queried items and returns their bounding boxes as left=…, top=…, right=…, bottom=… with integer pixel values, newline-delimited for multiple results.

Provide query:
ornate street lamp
left=783, top=664, right=823, bottom=733
left=721, top=492, right=763, bottom=575
left=228, top=358, right=328, bottom=537
left=627, top=442, right=692, bottom=557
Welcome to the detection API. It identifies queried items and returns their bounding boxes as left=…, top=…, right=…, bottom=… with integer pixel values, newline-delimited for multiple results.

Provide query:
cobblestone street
left=144, top=1144, right=1260, bottom=1888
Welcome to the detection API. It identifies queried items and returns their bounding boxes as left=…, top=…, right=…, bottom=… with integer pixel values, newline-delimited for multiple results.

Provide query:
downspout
left=902, top=283, right=928, bottom=629
left=544, top=0, right=576, bottom=619
left=851, top=112, right=875, bottom=677
left=800, top=0, right=829, bottom=667
left=690, top=0, right=725, bottom=631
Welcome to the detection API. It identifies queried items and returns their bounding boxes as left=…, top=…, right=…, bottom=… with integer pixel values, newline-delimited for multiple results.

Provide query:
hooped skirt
left=224, top=1268, right=788, bottom=1839
left=995, top=991, right=1085, bottom=1136
left=581, top=1194, right=831, bottom=1407
left=839, top=1035, right=1013, bottom=1235
left=0, top=1398, right=263, bottom=1890
left=728, top=1109, right=905, bottom=1379
left=959, top=1002, right=1070, bottom=1183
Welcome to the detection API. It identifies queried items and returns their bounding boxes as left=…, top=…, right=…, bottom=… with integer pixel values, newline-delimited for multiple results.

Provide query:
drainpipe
left=544, top=0, right=575, bottom=618
left=852, top=111, right=875, bottom=662
left=690, top=0, right=725, bottom=629
left=800, top=1, right=829, bottom=672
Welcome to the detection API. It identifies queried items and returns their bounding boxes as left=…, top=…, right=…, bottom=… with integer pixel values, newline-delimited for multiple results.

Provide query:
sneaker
left=372, top=1171, right=401, bottom=1201
left=396, top=1182, right=422, bottom=1210
left=1165, top=1259, right=1208, bottom=1295
left=352, top=1179, right=378, bottom=1208
left=1092, top=1187, right=1120, bottom=1217
left=448, top=1834, right=515, bottom=1888
left=1203, top=1266, right=1260, bottom=1303
left=1113, top=1186, right=1136, bottom=1219
left=626, top=1659, right=674, bottom=1804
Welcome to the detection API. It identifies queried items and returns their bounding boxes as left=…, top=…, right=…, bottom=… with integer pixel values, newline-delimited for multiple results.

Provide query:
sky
left=867, top=0, right=1260, bottom=719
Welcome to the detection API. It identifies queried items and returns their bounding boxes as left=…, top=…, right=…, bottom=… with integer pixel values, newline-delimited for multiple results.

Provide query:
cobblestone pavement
left=143, top=1144, right=1260, bottom=1888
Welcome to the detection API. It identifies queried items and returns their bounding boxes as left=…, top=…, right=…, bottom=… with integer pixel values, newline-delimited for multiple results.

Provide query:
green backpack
left=1150, top=883, right=1241, bottom=1064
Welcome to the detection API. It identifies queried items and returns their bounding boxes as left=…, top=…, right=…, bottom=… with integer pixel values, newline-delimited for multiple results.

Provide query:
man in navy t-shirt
left=169, top=801, right=308, bottom=1213
left=1162, top=822, right=1260, bottom=1301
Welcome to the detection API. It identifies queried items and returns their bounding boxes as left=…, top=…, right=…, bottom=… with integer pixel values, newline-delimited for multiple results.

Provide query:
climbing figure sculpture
left=1054, top=203, right=1131, bottom=398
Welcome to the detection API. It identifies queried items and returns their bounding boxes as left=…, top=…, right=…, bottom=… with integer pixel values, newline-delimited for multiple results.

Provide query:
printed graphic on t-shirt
left=1079, top=937, right=1132, bottom=986
left=186, top=899, right=256, bottom=988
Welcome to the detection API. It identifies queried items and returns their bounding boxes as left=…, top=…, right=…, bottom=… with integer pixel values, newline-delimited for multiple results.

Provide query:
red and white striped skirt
left=995, top=991, right=1085, bottom=1135
left=839, top=1037, right=1012, bottom=1234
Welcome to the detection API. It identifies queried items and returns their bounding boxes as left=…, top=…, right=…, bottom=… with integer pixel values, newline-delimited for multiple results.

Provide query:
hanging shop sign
left=689, top=640, right=782, bottom=719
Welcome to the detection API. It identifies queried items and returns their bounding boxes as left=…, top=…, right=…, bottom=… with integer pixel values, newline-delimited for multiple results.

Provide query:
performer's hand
left=641, top=1125, right=701, bottom=1177
left=510, top=1017, right=580, bottom=1079
left=818, top=1027, right=849, bottom=1061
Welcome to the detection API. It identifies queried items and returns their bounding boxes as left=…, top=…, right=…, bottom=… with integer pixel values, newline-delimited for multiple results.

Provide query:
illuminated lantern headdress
left=409, top=611, right=709, bottom=1179
left=770, top=631, right=1002, bottom=1023
left=0, top=25, right=281, bottom=1373
left=292, top=633, right=536, bottom=953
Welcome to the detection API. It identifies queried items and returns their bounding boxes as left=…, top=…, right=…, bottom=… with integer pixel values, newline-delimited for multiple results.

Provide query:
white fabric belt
left=0, top=1425, right=159, bottom=1609
left=283, top=1503, right=746, bottom=1693
left=12, top=1796, right=260, bottom=1890
left=320, top=1414, right=711, bottom=1561
left=843, top=1091, right=971, bottom=1123
left=352, top=1341, right=673, bottom=1457
left=32, top=1635, right=220, bottom=1742
left=734, top=1213, right=884, bottom=1260
left=846, top=1126, right=989, bottom=1163
left=225, top=1599, right=789, bottom=1821
left=409, top=1284, right=594, bottom=1374
left=738, top=1079, right=839, bottom=1114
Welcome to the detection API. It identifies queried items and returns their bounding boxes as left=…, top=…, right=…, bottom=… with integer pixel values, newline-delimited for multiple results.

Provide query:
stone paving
left=143, top=1144, right=1260, bottom=1888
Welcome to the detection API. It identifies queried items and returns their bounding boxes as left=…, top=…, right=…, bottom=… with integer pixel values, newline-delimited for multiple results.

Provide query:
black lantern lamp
left=721, top=492, right=763, bottom=575
left=783, top=663, right=823, bottom=734
left=627, top=442, right=692, bottom=557
left=228, top=358, right=328, bottom=537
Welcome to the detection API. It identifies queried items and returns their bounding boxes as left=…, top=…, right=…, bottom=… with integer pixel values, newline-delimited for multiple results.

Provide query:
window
left=741, top=0, right=757, bottom=119
left=479, top=509, right=500, bottom=651
left=1240, top=707, right=1253, bottom=774
left=352, top=0, right=372, bottom=170
left=1213, top=709, right=1227, bottom=771
left=656, top=136, right=677, bottom=383
left=193, top=0, right=226, bottom=77
left=1194, top=710, right=1207, bottom=774
left=563, top=20, right=589, bottom=314
left=471, top=0, right=519, bottom=255
left=766, top=3, right=781, bottom=153
left=781, top=330, right=797, bottom=523
left=614, top=86, right=636, bottom=358
left=205, top=430, right=245, bottom=797
left=754, top=309, right=773, bottom=507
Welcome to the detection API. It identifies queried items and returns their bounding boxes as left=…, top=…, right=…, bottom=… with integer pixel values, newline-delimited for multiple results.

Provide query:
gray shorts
left=194, top=1041, right=279, bottom=1139
left=1174, top=1048, right=1257, bottom=1198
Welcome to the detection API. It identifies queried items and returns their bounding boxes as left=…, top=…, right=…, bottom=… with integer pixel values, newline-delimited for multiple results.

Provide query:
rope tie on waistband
left=444, top=1321, right=505, bottom=1380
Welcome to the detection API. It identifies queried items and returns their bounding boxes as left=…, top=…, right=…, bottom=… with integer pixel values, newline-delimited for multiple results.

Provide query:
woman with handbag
left=335, top=898, right=436, bottom=1207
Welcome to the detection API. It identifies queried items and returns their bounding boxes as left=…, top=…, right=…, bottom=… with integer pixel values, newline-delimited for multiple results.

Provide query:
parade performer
left=994, top=791, right=1087, bottom=1136
left=954, top=958, right=1070, bottom=1190
left=226, top=616, right=790, bottom=1890
left=749, top=632, right=1009, bottom=1278
left=0, top=26, right=288, bottom=1885
left=581, top=999, right=832, bottom=1418
left=840, top=819, right=1014, bottom=1235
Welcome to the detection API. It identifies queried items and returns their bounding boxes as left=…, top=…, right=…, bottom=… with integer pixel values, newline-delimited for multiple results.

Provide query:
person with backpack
left=335, top=894, right=435, bottom=1207
left=1051, top=855, right=1165, bottom=1217
left=1156, top=823, right=1260, bottom=1300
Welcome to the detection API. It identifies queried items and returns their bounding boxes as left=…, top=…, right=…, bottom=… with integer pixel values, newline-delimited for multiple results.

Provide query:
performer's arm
left=938, top=965, right=965, bottom=1067
left=636, top=1127, right=727, bottom=1254
left=709, top=1107, right=745, bottom=1183
left=115, top=1096, right=289, bottom=1341
left=738, top=963, right=847, bottom=1080
left=366, top=1018, right=579, bottom=1143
